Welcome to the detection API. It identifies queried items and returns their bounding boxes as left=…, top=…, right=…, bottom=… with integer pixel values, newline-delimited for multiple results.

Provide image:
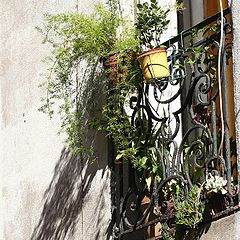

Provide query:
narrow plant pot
left=102, top=50, right=136, bottom=85
left=207, top=192, right=226, bottom=214
left=137, top=47, right=170, bottom=82
left=102, top=53, right=119, bottom=84
left=141, top=195, right=162, bottom=239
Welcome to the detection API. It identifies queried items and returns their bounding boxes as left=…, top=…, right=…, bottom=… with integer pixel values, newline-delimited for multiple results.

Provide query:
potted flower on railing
left=204, top=172, right=228, bottom=214
left=135, top=0, right=184, bottom=82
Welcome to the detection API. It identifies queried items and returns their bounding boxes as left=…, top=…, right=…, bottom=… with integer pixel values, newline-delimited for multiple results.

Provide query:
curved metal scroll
left=113, top=13, right=235, bottom=239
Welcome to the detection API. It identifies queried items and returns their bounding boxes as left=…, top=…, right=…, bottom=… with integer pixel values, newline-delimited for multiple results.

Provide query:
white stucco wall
left=3, top=1, right=239, bottom=240
left=0, top=1, right=112, bottom=239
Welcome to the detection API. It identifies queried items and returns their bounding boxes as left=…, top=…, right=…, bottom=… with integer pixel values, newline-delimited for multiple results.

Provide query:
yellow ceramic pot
left=137, top=47, right=170, bottom=82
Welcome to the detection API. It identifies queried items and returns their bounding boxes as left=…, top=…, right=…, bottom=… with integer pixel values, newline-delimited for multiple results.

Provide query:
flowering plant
left=204, top=172, right=227, bottom=194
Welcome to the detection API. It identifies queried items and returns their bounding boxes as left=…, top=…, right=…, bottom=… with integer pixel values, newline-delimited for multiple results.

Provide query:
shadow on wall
left=31, top=145, right=112, bottom=240
left=31, top=59, right=113, bottom=239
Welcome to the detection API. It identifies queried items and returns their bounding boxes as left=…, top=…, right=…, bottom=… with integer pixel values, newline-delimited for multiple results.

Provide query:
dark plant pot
left=162, top=199, right=175, bottom=215
left=206, top=192, right=226, bottom=214
left=175, top=224, right=195, bottom=240
left=102, top=50, right=136, bottom=85
left=140, top=197, right=176, bottom=239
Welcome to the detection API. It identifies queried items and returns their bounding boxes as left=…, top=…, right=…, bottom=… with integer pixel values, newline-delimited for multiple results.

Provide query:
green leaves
left=135, top=1, right=171, bottom=49
left=38, top=3, right=120, bottom=59
left=100, top=74, right=139, bottom=158
left=38, top=2, right=139, bottom=155
left=175, top=185, right=205, bottom=228
left=135, top=1, right=184, bottom=50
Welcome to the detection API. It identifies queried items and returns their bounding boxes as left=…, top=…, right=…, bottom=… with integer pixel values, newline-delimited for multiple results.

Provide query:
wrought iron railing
left=112, top=8, right=238, bottom=239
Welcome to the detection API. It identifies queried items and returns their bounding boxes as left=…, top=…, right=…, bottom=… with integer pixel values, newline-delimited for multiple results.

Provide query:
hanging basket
left=102, top=50, right=136, bottom=85
left=137, top=47, right=170, bottom=82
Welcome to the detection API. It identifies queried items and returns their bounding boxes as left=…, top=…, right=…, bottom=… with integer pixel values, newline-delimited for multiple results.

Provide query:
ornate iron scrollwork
left=113, top=9, right=236, bottom=239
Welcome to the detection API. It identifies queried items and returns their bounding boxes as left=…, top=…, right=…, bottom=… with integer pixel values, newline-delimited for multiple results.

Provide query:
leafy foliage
left=100, top=66, right=140, bottom=156
left=38, top=4, right=121, bottom=58
left=175, top=185, right=205, bottom=228
left=115, top=22, right=140, bottom=52
left=37, top=3, right=120, bottom=154
left=37, top=1, right=139, bottom=154
left=135, top=0, right=184, bottom=50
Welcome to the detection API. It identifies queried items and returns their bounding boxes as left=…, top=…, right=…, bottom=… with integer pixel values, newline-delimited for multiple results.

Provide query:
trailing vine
left=37, top=1, right=138, bottom=155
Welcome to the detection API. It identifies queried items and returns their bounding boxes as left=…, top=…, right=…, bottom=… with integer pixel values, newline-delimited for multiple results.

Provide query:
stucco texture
left=0, top=0, right=111, bottom=239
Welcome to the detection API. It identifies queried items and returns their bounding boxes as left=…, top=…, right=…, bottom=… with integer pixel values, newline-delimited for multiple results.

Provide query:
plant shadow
left=31, top=142, right=112, bottom=240
left=31, top=61, right=112, bottom=240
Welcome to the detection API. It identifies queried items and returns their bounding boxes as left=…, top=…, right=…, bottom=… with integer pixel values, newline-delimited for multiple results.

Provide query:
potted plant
left=135, top=0, right=183, bottom=82
left=175, top=185, right=205, bottom=229
left=204, top=172, right=228, bottom=214
left=37, top=1, right=139, bottom=154
left=37, top=2, right=118, bottom=153
left=101, top=24, right=139, bottom=85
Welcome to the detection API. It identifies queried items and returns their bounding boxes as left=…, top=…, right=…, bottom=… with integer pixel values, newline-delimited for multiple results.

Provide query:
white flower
left=204, top=173, right=227, bottom=194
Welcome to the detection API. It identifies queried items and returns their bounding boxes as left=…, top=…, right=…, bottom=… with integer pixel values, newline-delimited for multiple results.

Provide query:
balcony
left=112, top=7, right=238, bottom=240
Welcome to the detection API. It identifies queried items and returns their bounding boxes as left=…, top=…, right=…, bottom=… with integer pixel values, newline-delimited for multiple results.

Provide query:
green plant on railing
left=99, top=81, right=173, bottom=186
left=99, top=61, right=142, bottom=157
left=184, top=24, right=221, bottom=84
left=115, top=121, right=173, bottom=190
left=175, top=185, right=205, bottom=228
left=129, top=146, right=162, bottom=186
left=135, top=0, right=184, bottom=81
left=37, top=1, right=139, bottom=154
left=135, top=0, right=184, bottom=50
left=102, top=85, right=137, bottom=153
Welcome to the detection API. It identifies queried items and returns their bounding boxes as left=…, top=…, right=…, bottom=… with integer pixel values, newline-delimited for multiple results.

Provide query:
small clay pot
left=207, top=192, right=226, bottom=214
left=102, top=50, right=136, bottom=85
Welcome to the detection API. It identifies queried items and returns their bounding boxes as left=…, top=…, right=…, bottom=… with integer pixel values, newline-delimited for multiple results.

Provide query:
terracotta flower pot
left=137, top=47, right=170, bottom=82
left=207, top=192, right=226, bottom=214
left=102, top=50, right=136, bottom=85
left=141, top=195, right=162, bottom=239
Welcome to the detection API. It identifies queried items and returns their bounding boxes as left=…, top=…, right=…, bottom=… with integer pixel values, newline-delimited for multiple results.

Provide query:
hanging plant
left=37, top=2, right=123, bottom=154
left=99, top=65, right=140, bottom=160
left=101, top=18, right=140, bottom=85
